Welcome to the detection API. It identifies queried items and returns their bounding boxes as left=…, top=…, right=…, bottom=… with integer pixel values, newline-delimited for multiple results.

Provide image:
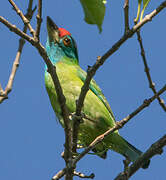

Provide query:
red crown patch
left=59, top=28, right=71, bottom=37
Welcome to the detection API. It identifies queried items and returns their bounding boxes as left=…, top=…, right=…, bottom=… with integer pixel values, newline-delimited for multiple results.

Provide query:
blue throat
left=45, top=36, right=79, bottom=71
left=46, top=39, right=63, bottom=64
left=45, top=39, right=64, bottom=72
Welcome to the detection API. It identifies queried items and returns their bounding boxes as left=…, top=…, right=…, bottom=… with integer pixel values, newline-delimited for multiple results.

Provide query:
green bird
left=45, top=16, right=150, bottom=168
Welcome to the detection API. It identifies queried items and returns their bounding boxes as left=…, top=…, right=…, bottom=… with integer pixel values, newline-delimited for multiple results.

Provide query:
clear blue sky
left=0, top=1, right=166, bottom=180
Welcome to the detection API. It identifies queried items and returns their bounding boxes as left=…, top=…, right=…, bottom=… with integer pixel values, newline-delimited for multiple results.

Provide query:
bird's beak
left=47, top=16, right=60, bottom=43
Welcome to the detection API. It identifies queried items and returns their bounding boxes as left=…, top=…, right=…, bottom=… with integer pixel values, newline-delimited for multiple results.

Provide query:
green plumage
left=45, top=16, right=150, bottom=168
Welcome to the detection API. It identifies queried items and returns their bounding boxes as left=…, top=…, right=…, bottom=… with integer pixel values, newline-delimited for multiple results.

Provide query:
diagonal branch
left=73, top=84, right=166, bottom=166
left=71, top=1, right=166, bottom=177
left=73, top=1, right=166, bottom=162
left=0, top=0, right=35, bottom=104
left=1, top=1, right=166, bottom=179
left=73, top=171, right=95, bottom=179
left=52, top=168, right=66, bottom=180
left=2, top=1, right=165, bottom=117
left=135, top=29, right=166, bottom=111
left=114, top=134, right=166, bottom=180
left=0, top=16, right=34, bottom=44
left=8, top=0, right=35, bottom=37
left=76, top=0, right=166, bottom=118
left=0, top=7, right=73, bottom=179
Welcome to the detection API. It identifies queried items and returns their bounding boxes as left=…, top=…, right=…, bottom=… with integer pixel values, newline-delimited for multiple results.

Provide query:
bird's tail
left=109, top=134, right=150, bottom=169
left=122, top=137, right=150, bottom=169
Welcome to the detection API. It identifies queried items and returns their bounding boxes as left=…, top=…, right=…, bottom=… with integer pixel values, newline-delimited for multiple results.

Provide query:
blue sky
left=0, top=0, right=166, bottom=180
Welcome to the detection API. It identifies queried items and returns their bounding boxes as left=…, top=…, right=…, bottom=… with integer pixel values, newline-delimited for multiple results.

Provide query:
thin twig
left=52, top=169, right=95, bottom=179
left=0, top=84, right=5, bottom=96
left=0, top=0, right=35, bottom=104
left=73, top=84, right=166, bottom=166
left=26, top=0, right=34, bottom=18
left=135, top=29, right=166, bottom=111
left=114, top=134, right=166, bottom=180
left=35, top=0, right=42, bottom=41
left=1, top=1, right=165, bottom=110
left=124, top=0, right=129, bottom=34
left=0, top=1, right=166, bottom=179
left=0, top=6, right=73, bottom=179
left=52, top=168, right=66, bottom=180
left=0, top=16, right=34, bottom=44
left=8, top=0, right=35, bottom=36
left=74, top=171, right=95, bottom=179
left=76, top=1, right=166, bottom=118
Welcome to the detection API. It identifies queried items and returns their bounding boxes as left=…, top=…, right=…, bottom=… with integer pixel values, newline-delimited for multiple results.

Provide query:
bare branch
left=5, top=39, right=23, bottom=91
left=0, top=16, right=34, bottom=44
left=124, top=0, right=129, bottom=33
left=0, top=84, right=6, bottom=97
left=35, top=0, right=42, bottom=41
left=0, top=0, right=35, bottom=104
left=8, top=0, right=35, bottom=36
left=0, top=5, right=73, bottom=178
left=1, top=1, right=166, bottom=179
left=52, top=168, right=95, bottom=180
left=52, top=168, right=66, bottom=180
left=1, top=1, right=165, bottom=112
left=135, top=29, right=166, bottom=111
left=114, top=135, right=166, bottom=180
left=74, top=171, right=95, bottom=179
left=34, top=4, right=72, bottom=178
left=36, top=44, right=73, bottom=180
left=76, top=0, right=166, bottom=117
left=73, top=84, right=166, bottom=166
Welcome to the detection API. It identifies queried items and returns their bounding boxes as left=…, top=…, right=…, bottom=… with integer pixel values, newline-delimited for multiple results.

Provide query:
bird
left=45, top=16, right=150, bottom=169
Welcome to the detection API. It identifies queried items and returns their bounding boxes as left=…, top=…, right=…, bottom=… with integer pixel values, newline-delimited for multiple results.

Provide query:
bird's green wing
left=77, top=68, right=115, bottom=121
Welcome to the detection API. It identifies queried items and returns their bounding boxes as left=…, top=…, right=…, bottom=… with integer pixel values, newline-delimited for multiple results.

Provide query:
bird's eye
left=63, top=37, right=71, bottom=47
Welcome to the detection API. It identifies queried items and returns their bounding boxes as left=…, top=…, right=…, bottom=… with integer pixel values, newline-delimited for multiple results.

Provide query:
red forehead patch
left=59, top=28, right=71, bottom=37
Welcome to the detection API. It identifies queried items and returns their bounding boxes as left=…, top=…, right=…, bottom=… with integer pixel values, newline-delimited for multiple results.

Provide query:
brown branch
left=124, top=0, right=129, bottom=34
left=114, top=134, right=166, bottom=180
left=72, top=114, right=81, bottom=154
left=74, top=171, right=95, bottom=179
left=76, top=0, right=166, bottom=118
left=0, top=84, right=3, bottom=94
left=52, top=168, right=94, bottom=180
left=73, top=84, right=166, bottom=166
left=135, top=29, right=166, bottom=111
left=0, top=4, right=73, bottom=179
left=0, top=84, right=6, bottom=97
left=35, top=42, right=72, bottom=180
left=0, top=0, right=35, bottom=104
left=0, top=16, right=34, bottom=44
left=52, top=168, right=66, bottom=180
left=26, top=0, right=35, bottom=18
left=1, top=1, right=166, bottom=179
left=8, top=0, right=35, bottom=37
left=72, top=1, right=166, bottom=176
left=35, top=0, right=42, bottom=41
left=8, top=2, right=72, bottom=160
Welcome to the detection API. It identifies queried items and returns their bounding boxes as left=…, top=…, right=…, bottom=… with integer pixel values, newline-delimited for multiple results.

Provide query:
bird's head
left=46, top=16, right=78, bottom=64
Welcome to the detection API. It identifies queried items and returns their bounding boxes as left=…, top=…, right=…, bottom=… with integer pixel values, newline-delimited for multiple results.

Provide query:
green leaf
left=80, top=0, right=106, bottom=33
left=140, top=0, right=151, bottom=20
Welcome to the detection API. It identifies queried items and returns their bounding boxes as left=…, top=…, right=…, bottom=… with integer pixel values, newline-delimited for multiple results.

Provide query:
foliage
left=80, top=0, right=106, bottom=32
